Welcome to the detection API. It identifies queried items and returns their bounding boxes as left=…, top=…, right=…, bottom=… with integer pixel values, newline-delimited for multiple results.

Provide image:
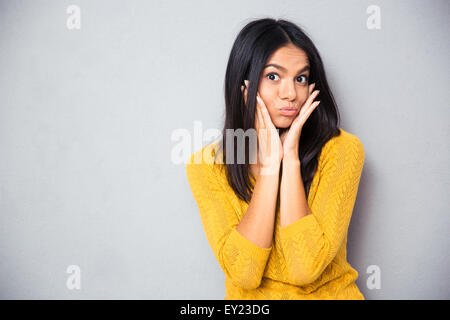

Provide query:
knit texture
left=186, top=128, right=365, bottom=300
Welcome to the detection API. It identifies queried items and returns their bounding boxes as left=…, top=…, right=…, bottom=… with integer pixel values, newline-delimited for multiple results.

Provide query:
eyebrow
left=264, top=63, right=310, bottom=74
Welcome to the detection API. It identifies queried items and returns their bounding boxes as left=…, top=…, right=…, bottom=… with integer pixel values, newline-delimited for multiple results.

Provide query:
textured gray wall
left=0, top=0, right=448, bottom=299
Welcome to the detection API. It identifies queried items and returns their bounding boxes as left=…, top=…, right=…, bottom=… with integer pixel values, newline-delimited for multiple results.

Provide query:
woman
left=186, top=18, right=365, bottom=300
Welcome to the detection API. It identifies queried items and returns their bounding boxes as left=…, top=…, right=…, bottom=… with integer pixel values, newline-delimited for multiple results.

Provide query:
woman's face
left=257, top=43, right=311, bottom=129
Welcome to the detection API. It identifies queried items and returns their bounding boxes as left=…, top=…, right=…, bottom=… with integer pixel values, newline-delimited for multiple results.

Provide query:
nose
left=279, top=80, right=297, bottom=101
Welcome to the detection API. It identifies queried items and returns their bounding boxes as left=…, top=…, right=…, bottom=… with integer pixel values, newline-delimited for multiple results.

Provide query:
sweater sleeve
left=278, top=135, right=365, bottom=286
left=186, top=152, right=273, bottom=290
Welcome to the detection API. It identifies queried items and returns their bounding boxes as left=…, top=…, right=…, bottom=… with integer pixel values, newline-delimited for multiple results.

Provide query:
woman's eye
left=297, top=75, right=308, bottom=83
left=266, top=73, right=279, bottom=81
left=266, top=73, right=308, bottom=84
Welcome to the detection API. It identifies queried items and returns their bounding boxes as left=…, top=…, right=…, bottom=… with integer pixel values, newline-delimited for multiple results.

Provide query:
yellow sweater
left=185, top=128, right=365, bottom=300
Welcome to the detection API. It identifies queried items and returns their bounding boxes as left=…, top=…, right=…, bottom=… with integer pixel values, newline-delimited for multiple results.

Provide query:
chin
left=274, top=117, right=294, bottom=129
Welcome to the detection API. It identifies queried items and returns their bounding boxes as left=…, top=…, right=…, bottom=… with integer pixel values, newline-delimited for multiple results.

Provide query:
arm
left=279, top=157, right=311, bottom=228
left=186, top=152, right=277, bottom=290
left=278, top=135, right=365, bottom=286
left=236, top=162, right=280, bottom=249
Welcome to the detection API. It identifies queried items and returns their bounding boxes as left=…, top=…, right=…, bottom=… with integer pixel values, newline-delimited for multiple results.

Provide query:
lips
left=280, top=108, right=298, bottom=116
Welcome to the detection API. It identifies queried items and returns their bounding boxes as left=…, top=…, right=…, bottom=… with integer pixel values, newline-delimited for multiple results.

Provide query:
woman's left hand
left=280, top=83, right=321, bottom=160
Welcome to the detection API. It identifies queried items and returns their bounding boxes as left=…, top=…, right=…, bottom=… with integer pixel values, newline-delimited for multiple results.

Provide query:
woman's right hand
left=241, top=80, right=283, bottom=175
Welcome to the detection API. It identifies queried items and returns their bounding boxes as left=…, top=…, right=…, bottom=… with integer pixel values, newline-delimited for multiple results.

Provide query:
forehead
left=267, top=44, right=309, bottom=66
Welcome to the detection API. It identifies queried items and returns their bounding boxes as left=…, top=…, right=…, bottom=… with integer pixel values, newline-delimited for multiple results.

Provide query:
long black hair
left=218, top=18, right=341, bottom=203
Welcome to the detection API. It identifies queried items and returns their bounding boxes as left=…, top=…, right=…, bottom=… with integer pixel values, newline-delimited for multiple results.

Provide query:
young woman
left=186, top=18, right=365, bottom=300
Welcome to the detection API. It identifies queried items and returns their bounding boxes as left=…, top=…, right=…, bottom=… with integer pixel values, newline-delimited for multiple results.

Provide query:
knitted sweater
left=185, top=128, right=365, bottom=300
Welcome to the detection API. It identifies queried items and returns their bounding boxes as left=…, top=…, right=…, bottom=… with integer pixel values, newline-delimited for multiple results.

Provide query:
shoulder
left=185, top=139, right=226, bottom=181
left=186, top=139, right=223, bottom=166
left=319, top=128, right=365, bottom=170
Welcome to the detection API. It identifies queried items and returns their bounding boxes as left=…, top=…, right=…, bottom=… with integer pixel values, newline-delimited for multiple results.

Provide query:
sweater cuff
left=228, top=227, right=273, bottom=260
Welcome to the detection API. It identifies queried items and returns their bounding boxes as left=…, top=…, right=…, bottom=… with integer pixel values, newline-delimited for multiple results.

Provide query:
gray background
left=0, top=0, right=448, bottom=299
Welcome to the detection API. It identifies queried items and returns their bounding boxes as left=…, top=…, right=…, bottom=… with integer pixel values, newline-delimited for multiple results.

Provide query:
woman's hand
left=241, top=80, right=282, bottom=175
left=280, top=83, right=321, bottom=160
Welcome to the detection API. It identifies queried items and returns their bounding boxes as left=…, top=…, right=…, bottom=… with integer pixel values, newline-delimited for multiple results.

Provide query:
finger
left=245, top=80, right=250, bottom=104
left=243, top=86, right=248, bottom=106
left=256, top=94, right=267, bottom=128
left=300, top=89, right=320, bottom=115
left=256, top=98, right=265, bottom=129
left=308, top=89, right=320, bottom=103
left=305, top=100, right=321, bottom=119
left=257, top=95, right=273, bottom=133
left=257, top=94, right=276, bottom=130
left=256, top=93, right=276, bottom=154
left=309, top=82, right=316, bottom=95
left=289, top=111, right=305, bottom=135
left=299, top=100, right=320, bottom=125
left=290, top=110, right=304, bottom=128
